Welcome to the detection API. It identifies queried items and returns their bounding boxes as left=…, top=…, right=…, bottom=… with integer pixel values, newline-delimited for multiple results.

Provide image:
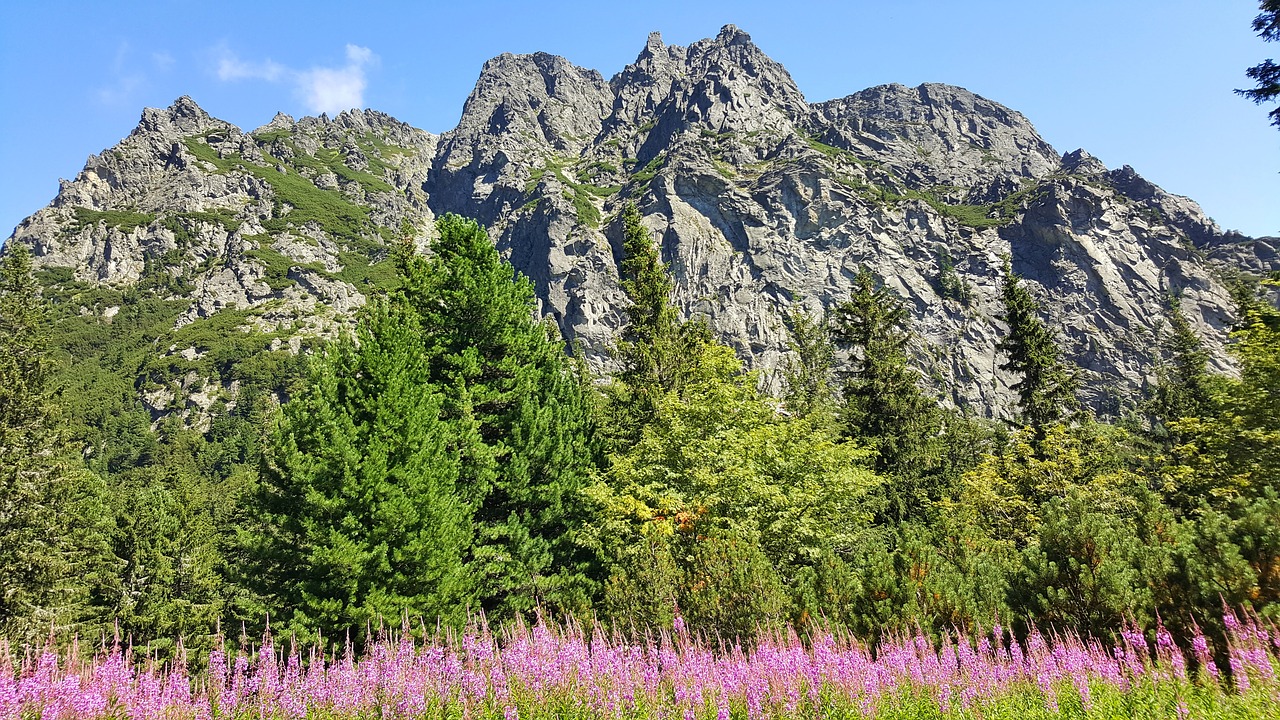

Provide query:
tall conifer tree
left=250, top=295, right=472, bottom=637
left=996, top=260, right=1080, bottom=440
left=614, top=202, right=709, bottom=429
left=0, top=243, right=113, bottom=643
left=399, top=214, right=598, bottom=619
left=1148, top=295, right=1214, bottom=440
left=831, top=269, right=938, bottom=477
left=781, top=309, right=837, bottom=419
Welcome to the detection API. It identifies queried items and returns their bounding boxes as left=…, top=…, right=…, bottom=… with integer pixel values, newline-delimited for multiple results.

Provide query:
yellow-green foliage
left=952, top=424, right=1142, bottom=544
left=591, top=342, right=880, bottom=635
left=1167, top=300, right=1280, bottom=501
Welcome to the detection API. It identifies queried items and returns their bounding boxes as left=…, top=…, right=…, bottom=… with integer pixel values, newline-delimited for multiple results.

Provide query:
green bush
left=69, top=207, right=156, bottom=234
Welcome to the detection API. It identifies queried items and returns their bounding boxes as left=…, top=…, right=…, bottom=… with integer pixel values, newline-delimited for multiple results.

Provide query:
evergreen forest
left=2, top=204, right=1279, bottom=669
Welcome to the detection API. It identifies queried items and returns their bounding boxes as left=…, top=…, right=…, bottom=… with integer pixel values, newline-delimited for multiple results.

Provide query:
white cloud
left=151, top=51, right=175, bottom=72
left=215, top=45, right=286, bottom=82
left=297, top=45, right=375, bottom=115
left=213, top=44, right=376, bottom=115
left=96, top=41, right=145, bottom=106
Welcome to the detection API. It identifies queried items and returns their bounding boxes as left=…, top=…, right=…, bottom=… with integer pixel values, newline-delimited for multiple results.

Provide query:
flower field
left=2, top=612, right=1278, bottom=720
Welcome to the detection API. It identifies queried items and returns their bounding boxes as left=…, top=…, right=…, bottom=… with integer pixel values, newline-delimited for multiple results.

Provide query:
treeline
left=1, top=208, right=1278, bottom=656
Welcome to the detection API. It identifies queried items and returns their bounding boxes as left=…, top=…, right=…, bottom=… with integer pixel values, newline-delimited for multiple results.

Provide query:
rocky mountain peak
left=132, top=96, right=224, bottom=139
left=609, top=23, right=807, bottom=140
left=810, top=82, right=1062, bottom=199
left=1061, top=148, right=1108, bottom=175
left=450, top=51, right=611, bottom=154
left=6, top=26, right=1275, bottom=422
left=714, top=23, right=752, bottom=46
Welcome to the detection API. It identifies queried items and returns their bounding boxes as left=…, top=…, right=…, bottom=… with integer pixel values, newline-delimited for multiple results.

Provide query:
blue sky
left=2, top=0, right=1277, bottom=238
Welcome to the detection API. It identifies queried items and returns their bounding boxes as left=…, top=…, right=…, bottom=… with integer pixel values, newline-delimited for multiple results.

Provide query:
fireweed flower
left=3, top=611, right=1278, bottom=718
left=1190, top=623, right=1220, bottom=681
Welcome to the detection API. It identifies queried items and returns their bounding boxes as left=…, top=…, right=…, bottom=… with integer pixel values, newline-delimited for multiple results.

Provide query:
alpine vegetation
left=3, top=611, right=1278, bottom=719
left=2, top=15, right=1280, bottom=720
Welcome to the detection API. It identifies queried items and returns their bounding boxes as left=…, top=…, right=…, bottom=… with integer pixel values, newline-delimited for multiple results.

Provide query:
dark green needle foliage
left=613, top=202, right=711, bottom=434
left=831, top=269, right=944, bottom=517
left=996, top=259, right=1080, bottom=442
left=1238, top=1, right=1280, bottom=128
left=781, top=309, right=837, bottom=419
left=250, top=295, right=472, bottom=640
left=398, top=214, right=599, bottom=620
left=1147, top=295, right=1216, bottom=447
left=0, top=243, right=113, bottom=644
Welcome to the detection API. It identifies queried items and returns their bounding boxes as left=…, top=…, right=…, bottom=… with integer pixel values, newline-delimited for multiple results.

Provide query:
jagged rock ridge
left=7, top=25, right=1276, bottom=418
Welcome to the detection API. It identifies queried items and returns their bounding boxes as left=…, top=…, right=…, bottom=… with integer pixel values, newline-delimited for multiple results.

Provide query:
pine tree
left=250, top=294, right=472, bottom=639
left=614, top=202, right=710, bottom=428
left=105, top=417, right=233, bottom=654
left=399, top=214, right=598, bottom=619
left=996, top=259, right=1080, bottom=440
left=0, top=243, right=113, bottom=643
left=781, top=309, right=837, bottom=419
left=831, top=269, right=939, bottom=481
left=1147, top=295, right=1214, bottom=444
left=1238, top=0, right=1280, bottom=128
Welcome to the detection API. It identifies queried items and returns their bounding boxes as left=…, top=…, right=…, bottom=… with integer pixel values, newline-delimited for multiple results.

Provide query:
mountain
left=7, top=25, right=1276, bottom=419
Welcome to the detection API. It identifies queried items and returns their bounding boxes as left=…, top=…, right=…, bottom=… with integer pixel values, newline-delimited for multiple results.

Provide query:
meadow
left=3, top=610, right=1277, bottom=720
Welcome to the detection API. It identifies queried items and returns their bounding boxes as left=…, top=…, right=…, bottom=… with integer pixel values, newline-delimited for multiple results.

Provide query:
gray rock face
left=10, top=97, right=439, bottom=335
left=7, top=26, right=1277, bottom=419
left=811, top=82, right=1062, bottom=200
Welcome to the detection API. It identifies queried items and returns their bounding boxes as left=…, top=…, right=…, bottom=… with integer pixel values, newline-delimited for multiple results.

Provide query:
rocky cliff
left=7, top=25, right=1275, bottom=418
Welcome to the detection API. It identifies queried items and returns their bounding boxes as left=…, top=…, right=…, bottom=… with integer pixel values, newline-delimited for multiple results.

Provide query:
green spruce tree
left=399, top=214, right=599, bottom=619
left=613, top=202, right=710, bottom=431
left=996, top=259, right=1080, bottom=441
left=831, top=269, right=940, bottom=487
left=781, top=309, right=837, bottom=419
left=249, top=294, right=472, bottom=639
left=0, top=243, right=114, bottom=644
left=1147, top=295, right=1214, bottom=445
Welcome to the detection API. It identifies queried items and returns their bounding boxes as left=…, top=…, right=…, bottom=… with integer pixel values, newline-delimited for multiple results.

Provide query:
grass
left=861, top=178, right=1049, bottom=229
left=803, top=134, right=865, bottom=164
left=712, top=159, right=736, bottom=179
left=631, top=153, right=667, bottom=185
left=336, top=251, right=401, bottom=291
left=360, top=131, right=413, bottom=158
left=566, top=190, right=601, bottom=228
left=524, top=155, right=620, bottom=229
left=929, top=200, right=1006, bottom=228
left=287, top=144, right=397, bottom=194
left=251, top=129, right=293, bottom=144
left=846, top=173, right=1048, bottom=229
left=163, top=209, right=243, bottom=248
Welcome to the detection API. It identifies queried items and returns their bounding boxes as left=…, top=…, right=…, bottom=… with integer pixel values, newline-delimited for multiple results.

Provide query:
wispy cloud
left=216, top=50, right=286, bottom=82
left=151, top=51, right=175, bottom=72
left=214, top=44, right=376, bottom=115
left=96, top=41, right=145, bottom=105
left=96, top=43, right=176, bottom=106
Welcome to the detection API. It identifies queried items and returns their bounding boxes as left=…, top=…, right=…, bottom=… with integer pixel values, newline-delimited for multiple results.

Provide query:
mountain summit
left=6, top=26, right=1275, bottom=418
